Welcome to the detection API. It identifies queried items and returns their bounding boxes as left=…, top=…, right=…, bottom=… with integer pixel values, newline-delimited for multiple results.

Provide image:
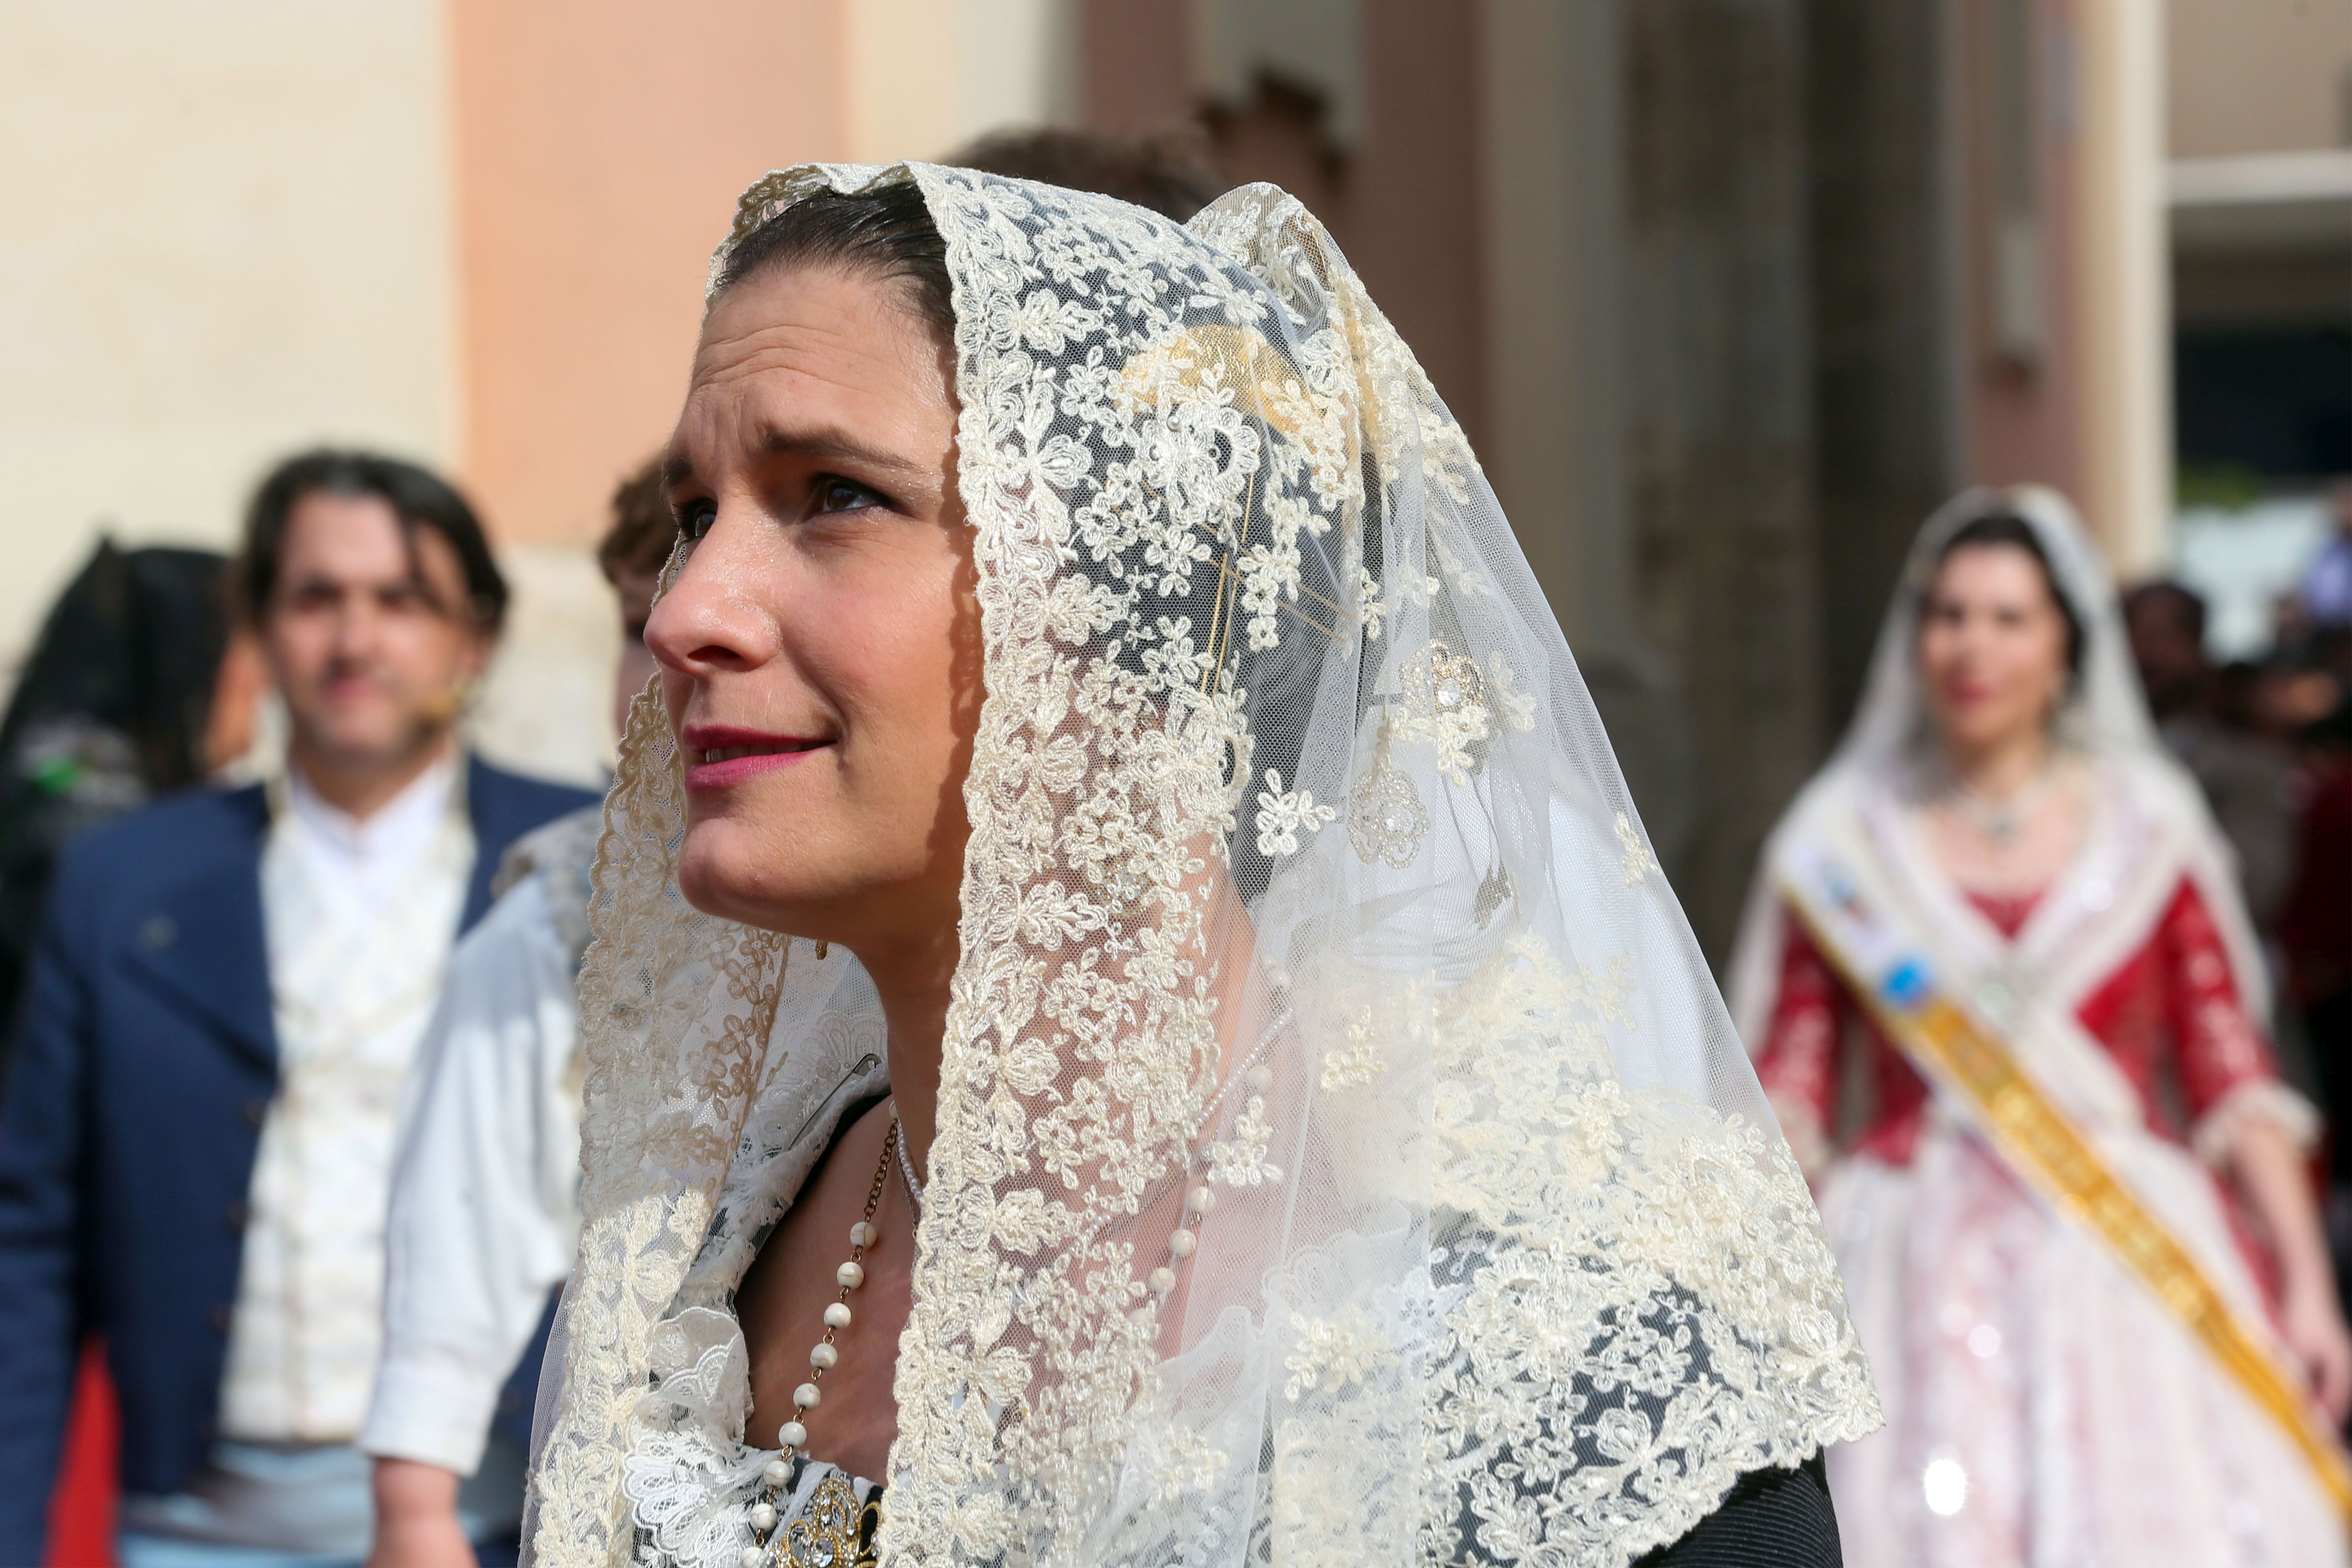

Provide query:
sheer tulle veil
left=526, top=163, right=1878, bottom=1568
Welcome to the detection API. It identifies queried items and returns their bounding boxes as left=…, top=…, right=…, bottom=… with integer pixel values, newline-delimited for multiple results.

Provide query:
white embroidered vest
left=218, top=763, right=474, bottom=1442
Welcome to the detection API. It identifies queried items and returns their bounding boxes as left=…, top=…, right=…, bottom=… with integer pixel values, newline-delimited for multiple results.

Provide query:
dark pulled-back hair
left=946, top=127, right=1224, bottom=223
left=1929, top=511, right=2086, bottom=675
left=240, top=449, right=508, bottom=631
left=712, top=180, right=953, bottom=339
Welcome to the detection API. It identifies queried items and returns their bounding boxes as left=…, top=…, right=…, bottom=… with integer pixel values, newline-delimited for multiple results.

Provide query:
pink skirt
left=1821, top=1121, right=2348, bottom=1568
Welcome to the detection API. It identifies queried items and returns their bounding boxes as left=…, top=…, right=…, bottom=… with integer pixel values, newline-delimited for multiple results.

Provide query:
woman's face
left=1916, top=542, right=2071, bottom=757
left=649, top=262, right=977, bottom=952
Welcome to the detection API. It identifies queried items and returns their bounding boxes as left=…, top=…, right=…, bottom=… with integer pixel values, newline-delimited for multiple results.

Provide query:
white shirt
left=360, top=808, right=596, bottom=1476
left=217, top=755, right=473, bottom=1442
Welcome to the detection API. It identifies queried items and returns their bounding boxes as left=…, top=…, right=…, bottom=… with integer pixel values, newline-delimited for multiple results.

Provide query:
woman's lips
left=680, top=724, right=832, bottom=790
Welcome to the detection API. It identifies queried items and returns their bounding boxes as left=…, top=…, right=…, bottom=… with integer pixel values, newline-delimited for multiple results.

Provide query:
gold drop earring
left=815, top=940, right=829, bottom=960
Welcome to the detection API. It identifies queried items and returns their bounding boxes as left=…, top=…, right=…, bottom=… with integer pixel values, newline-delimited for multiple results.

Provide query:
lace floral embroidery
left=1254, top=768, right=1336, bottom=858
left=1416, top=935, right=1877, bottom=1563
left=1617, top=812, right=1662, bottom=886
left=1347, top=720, right=1431, bottom=870
left=1205, top=1088, right=1283, bottom=1187
left=1394, top=640, right=1491, bottom=785
left=528, top=672, right=791, bottom=1568
left=1285, top=1307, right=1400, bottom=1402
left=1319, top=1006, right=1389, bottom=1095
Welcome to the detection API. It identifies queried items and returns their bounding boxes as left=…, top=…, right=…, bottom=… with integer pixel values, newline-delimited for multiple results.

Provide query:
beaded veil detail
left=525, top=164, right=1878, bottom=1568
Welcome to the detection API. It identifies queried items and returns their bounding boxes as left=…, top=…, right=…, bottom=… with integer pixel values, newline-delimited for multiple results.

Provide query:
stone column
left=1623, top=0, right=1826, bottom=959
left=2070, top=0, right=2171, bottom=575
left=1480, top=0, right=1699, bottom=878
left=1805, top=0, right=1962, bottom=731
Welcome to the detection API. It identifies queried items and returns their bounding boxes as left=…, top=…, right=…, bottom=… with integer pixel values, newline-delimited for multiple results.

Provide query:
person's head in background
left=942, top=126, right=1223, bottom=222
left=0, top=545, right=264, bottom=1053
left=0, top=544, right=256, bottom=800
left=2123, top=580, right=2210, bottom=724
left=1914, top=511, right=2084, bottom=766
left=598, top=455, right=677, bottom=738
left=239, top=450, right=506, bottom=817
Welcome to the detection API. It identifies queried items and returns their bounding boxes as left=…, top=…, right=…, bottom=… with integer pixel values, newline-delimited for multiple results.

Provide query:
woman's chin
left=1945, top=721, right=2033, bottom=758
left=675, top=829, right=785, bottom=926
left=675, top=832, right=854, bottom=938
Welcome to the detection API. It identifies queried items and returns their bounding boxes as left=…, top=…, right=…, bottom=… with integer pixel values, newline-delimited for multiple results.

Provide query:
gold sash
left=1780, top=859, right=2352, bottom=1523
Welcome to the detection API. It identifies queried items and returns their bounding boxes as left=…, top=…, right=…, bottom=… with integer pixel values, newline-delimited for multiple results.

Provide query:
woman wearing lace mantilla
left=524, top=163, right=1878, bottom=1568
left=1731, top=488, right=2352, bottom=1566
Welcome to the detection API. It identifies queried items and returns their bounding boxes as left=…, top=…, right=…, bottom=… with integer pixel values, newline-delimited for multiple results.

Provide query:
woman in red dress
left=1730, top=487, right=2352, bottom=1566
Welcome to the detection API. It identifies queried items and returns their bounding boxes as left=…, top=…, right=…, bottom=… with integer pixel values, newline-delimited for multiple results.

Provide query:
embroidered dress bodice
left=630, top=1447, right=884, bottom=1568
left=219, top=755, right=474, bottom=1441
left=1757, top=870, right=2298, bottom=1178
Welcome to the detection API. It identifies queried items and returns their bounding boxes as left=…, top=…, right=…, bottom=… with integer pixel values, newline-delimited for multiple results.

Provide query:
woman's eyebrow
left=760, top=425, right=928, bottom=484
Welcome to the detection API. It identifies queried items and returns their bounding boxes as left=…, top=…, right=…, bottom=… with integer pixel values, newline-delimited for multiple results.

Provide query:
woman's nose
left=644, top=516, right=778, bottom=677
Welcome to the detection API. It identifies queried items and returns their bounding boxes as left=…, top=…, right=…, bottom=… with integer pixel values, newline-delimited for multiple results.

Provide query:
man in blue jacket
left=0, top=450, right=599, bottom=1564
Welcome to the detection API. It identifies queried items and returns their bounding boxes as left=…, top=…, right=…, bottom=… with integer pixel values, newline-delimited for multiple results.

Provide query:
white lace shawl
left=525, top=163, right=1880, bottom=1568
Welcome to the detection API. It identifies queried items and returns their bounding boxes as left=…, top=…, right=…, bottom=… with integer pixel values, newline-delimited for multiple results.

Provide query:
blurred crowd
left=2127, top=483, right=2352, bottom=1218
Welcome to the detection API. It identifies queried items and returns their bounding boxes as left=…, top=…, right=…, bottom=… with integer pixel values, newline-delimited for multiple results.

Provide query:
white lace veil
left=528, top=163, right=1877, bottom=1568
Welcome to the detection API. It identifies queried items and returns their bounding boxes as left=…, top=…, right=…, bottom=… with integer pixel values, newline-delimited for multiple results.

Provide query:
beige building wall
left=448, top=0, right=1078, bottom=780
left=2169, top=0, right=2352, bottom=157
left=451, top=0, right=865, bottom=782
left=0, top=0, right=461, bottom=662
left=844, top=0, right=1078, bottom=165
left=451, top=0, right=852, bottom=551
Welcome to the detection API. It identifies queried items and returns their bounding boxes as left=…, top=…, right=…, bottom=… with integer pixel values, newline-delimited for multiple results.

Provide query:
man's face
left=258, top=490, right=492, bottom=776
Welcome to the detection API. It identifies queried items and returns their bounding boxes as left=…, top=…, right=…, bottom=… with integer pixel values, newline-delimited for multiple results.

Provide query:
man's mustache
left=308, top=660, right=468, bottom=721
left=315, top=657, right=394, bottom=690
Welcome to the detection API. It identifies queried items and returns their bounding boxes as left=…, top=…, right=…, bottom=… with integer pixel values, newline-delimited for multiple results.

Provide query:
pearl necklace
left=736, top=1102, right=1225, bottom=1564
left=740, top=1116, right=909, bottom=1567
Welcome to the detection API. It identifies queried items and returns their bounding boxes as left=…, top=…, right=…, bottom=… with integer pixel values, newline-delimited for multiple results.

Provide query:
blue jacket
left=0, top=756, right=597, bottom=1547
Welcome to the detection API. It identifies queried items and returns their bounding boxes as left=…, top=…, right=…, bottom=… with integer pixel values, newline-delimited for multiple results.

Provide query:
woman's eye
left=679, top=500, right=717, bottom=541
left=812, top=477, right=882, bottom=515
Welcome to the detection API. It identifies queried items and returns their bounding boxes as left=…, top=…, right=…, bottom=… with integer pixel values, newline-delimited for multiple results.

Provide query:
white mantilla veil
left=528, top=164, right=1877, bottom=1568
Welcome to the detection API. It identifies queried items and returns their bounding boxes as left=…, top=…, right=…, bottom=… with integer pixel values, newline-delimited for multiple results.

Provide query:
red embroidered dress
left=1729, top=486, right=2343, bottom=1566
left=1756, top=875, right=2284, bottom=1177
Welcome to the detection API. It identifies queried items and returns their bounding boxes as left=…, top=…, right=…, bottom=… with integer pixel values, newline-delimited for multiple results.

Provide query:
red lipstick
left=679, top=723, right=833, bottom=790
